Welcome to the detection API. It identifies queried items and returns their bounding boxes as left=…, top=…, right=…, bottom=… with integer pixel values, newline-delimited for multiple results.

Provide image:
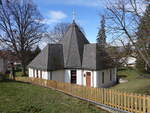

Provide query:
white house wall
left=28, top=68, right=64, bottom=82
left=28, top=68, right=33, bottom=77
left=77, top=70, right=83, bottom=85
left=52, top=70, right=64, bottom=82
left=93, top=71, right=97, bottom=87
left=96, top=68, right=117, bottom=88
left=28, top=68, right=117, bottom=88
left=28, top=68, right=49, bottom=80
left=64, top=70, right=70, bottom=83
left=42, top=71, right=49, bottom=80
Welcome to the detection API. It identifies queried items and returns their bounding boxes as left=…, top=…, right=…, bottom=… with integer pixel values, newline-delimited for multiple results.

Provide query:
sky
left=32, top=0, right=106, bottom=43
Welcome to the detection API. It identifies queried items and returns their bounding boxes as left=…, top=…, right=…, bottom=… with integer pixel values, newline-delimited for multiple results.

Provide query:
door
left=86, top=72, right=91, bottom=87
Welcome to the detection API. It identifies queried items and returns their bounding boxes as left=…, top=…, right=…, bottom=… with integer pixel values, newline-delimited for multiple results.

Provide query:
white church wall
left=93, top=71, right=97, bottom=87
left=28, top=67, right=117, bottom=88
left=52, top=70, right=65, bottom=82
left=28, top=68, right=33, bottom=77
left=64, top=70, right=71, bottom=83
left=76, top=69, right=83, bottom=85
left=42, top=71, right=49, bottom=80
left=96, top=68, right=117, bottom=88
left=38, top=70, right=41, bottom=78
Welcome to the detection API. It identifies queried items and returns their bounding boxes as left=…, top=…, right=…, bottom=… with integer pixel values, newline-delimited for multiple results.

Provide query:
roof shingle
left=28, top=44, right=64, bottom=71
left=59, top=21, right=89, bottom=69
left=82, top=44, right=114, bottom=70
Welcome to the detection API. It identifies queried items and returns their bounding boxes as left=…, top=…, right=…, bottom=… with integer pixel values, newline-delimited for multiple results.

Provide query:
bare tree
left=0, top=0, right=44, bottom=75
left=104, top=0, right=150, bottom=67
left=44, top=22, right=69, bottom=43
left=44, top=22, right=85, bottom=44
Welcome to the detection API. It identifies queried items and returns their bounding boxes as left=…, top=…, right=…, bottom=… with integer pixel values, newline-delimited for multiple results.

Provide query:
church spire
left=72, top=9, right=76, bottom=23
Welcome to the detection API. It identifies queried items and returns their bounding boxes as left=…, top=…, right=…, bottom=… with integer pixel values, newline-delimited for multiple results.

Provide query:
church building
left=28, top=21, right=117, bottom=88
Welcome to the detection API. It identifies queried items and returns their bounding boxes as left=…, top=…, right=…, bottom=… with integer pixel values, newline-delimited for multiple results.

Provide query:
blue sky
left=33, top=0, right=105, bottom=43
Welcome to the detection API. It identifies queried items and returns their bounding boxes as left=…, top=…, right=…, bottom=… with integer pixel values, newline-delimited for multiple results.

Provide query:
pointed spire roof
left=28, top=44, right=64, bottom=71
left=59, top=21, right=89, bottom=69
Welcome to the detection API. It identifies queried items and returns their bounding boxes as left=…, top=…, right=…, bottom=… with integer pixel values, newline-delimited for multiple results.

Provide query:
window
left=102, top=72, right=104, bottom=84
left=36, top=70, right=38, bottom=78
left=110, top=69, right=112, bottom=81
left=50, top=72, right=52, bottom=80
left=71, top=70, right=76, bottom=84
left=40, top=70, right=42, bottom=78
left=33, top=69, right=35, bottom=77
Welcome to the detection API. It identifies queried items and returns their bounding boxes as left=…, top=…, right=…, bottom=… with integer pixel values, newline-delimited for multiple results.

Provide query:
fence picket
left=139, top=94, right=142, bottom=112
left=147, top=96, right=150, bottom=113
left=143, top=95, right=146, bottom=113
left=16, top=77, right=149, bottom=113
left=124, top=92, right=126, bottom=111
left=134, top=93, right=138, bottom=113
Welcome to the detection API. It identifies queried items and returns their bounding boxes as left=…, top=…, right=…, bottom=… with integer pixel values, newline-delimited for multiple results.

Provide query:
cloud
left=41, top=10, right=67, bottom=25
left=41, top=0, right=104, bottom=7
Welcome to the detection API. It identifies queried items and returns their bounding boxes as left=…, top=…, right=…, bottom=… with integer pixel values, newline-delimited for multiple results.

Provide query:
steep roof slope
left=59, top=21, right=89, bottom=69
left=28, top=44, right=64, bottom=71
left=82, top=44, right=114, bottom=70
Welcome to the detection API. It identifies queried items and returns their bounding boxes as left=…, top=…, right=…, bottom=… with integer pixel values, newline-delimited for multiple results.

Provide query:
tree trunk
left=22, top=63, right=27, bottom=76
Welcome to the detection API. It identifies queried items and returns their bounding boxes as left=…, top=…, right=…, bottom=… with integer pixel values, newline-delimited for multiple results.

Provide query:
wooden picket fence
left=16, top=77, right=150, bottom=113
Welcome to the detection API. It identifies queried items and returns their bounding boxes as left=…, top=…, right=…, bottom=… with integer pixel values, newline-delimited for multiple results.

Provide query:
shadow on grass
left=0, top=79, right=31, bottom=85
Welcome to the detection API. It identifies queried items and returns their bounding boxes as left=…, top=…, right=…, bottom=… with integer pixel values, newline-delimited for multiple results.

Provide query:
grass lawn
left=111, top=68, right=150, bottom=95
left=0, top=80, right=108, bottom=113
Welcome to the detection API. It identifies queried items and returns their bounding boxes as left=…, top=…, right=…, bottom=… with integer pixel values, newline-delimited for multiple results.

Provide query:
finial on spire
left=72, top=9, right=76, bottom=22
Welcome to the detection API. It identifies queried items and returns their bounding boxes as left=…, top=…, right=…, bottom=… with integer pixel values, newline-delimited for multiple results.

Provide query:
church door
left=86, top=72, right=91, bottom=87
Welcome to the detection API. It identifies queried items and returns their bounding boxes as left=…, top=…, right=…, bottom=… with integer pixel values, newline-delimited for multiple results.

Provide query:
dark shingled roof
left=29, top=21, right=115, bottom=71
left=28, top=44, right=64, bottom=71
left=59, top=21, right=89, bottom=69
left=82, top=44, right=114, bottom=70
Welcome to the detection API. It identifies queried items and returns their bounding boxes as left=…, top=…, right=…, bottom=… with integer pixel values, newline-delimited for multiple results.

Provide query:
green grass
left=0, top=81, right=108, bottom=113
left=112, top=68, right=150, bottom=95
left=117, top=68, right=139, bottom=81
left=15, top=71, right=24, bottom=77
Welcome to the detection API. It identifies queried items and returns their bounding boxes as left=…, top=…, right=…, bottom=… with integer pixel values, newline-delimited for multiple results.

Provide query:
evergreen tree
left=34, top=45, right=41, bottom=55
left=26, top=46, right=41, bottom=67
left=136, top=4, right=150, bottom=72
left=96, top=15, right=106, bottom=47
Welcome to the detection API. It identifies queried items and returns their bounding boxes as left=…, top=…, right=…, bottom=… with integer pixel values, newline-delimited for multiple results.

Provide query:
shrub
left=0, top=72, right=10, bottom=80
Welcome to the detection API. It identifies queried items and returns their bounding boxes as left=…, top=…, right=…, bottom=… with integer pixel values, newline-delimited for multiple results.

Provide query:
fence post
left=134, top=93, right=137, bottom=113
left=123, top=92, right=126, bottom=111
left=143, top=95, right=146, bottom=113
left=120, top=91, right=123, bottom=110
left=147, top=96, right=150, bottom=113
left=127, top=93, right=130, bottom=112
left=16, top=77, right=150, bottom=113
left=118, top=90, right=120, bottom=109
left=139, top=94, right=142, bottom=112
